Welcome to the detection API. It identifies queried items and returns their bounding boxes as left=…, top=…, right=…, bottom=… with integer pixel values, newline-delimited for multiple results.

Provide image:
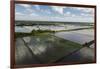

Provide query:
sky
left=15, top=4, right=94, bottom=22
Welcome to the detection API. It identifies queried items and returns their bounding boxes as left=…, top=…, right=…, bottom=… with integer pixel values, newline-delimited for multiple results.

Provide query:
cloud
left=71, top=14, right=76, bottom=17
left=64, top=11, right=71, bottom=16
left=75, top=7, right=94, bottom=16
left=76, top=7, right=94, bottom=13
left=30, top=13, right=38, bottom=16
left=66, top=7, right=94, bottom=18
left=18, top=4, right=31, bottom=8
left=18, top=4, right=39, bottom=16
left=51, top=6, right=66, bottom=14
left=34, top=5, right=40, bottom=10
left=66, top=11, right=71, bottom=15
left=80, top=13, right=94, bottom=17
left=76, top=8, right=94, bottom=17
left=15, top=4, right=94, bottom=22
left=15, top=12, right=24, bottom=15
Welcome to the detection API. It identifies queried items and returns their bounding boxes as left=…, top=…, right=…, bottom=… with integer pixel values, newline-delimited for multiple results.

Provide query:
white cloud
left=71, top=14, right=76, bottom=17
left=75, top=7, right=94, bottom=14
left=30, top=13, right=38, bottom=16
left=26, top=8, right=33, bottom=12
left=34, top=5, right=40, bottom=10
left=15, top=12, right=24, bottom=15
left=15, top=4, right=94, bottom=22
left=18, top=4, right=31, bottom=8
left=70, top=7, right=94, bottom=18
left=40, top=9, right=52, bottom=15
left=81, top=13, right=94, bottom=17
left=51, top=6, right=66, bottom=14
left=18, top=4, right=33, bottom=14
left=64, top=11, right=71, bottom=16
left=64, top=11, right=77, bottom=17
left=66, top=11, right=71, bottom=15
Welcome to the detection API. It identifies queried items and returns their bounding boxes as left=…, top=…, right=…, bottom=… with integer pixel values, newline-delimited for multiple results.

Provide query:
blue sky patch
left=15, top=4, right=94, bottom=22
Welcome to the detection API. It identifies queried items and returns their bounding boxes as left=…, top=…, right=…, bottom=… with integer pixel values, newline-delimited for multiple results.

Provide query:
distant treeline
left=15, top=20, right=94, bottom=26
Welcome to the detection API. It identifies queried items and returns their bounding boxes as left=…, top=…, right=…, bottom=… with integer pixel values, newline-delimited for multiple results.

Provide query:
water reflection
left=15, top=25, right=91, bottom=33
left=15, top=38, right=41, bottom=65
left=15, top=28, right=95, bottom=65
left=58, top=47, right=94, bottom=63
left=16, top=34, right=83, bottom=64
left=55, top=29, right=94, bottom=44
left=23, top=37, right=31, bottom=43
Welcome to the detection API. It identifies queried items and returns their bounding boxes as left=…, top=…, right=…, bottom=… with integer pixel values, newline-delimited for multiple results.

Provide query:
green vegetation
left=15, top=27, right=93, bottom=38
left=15, top=30, right=56, bottom=38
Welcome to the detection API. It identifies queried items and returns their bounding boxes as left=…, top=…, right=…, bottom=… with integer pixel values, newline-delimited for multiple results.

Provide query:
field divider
left=21, top=38, right=43, bottom=63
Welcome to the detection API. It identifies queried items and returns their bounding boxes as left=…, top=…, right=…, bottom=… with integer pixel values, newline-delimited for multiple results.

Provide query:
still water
left=15, top=34, right=83, bottom=65
left=15, top=34, right=94, bottom=65
left=55, top=29, right=94, bottom=44
left=15, top=25, right=90, bottom=33
left=15, top=25, right=94, bottom=65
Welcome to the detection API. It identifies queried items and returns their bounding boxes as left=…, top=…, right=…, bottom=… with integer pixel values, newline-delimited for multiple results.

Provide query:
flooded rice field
left=15, top=25, right=91, bottom=33
left=15, top=25, right=95, bottom=65
left=15, top=34, right=82, bottom=65
left=55, top=29, right=94, bottom=45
